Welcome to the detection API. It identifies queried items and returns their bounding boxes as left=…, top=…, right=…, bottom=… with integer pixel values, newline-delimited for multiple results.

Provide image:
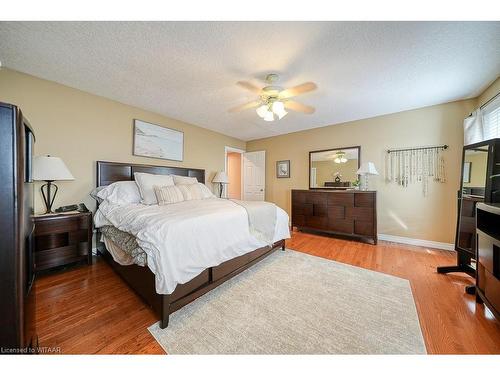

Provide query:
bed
left=94, top=161, right=288, bottom=329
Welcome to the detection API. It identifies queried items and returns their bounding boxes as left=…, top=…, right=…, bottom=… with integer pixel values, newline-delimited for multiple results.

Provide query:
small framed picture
left=276, top=160, right=290, bottom=178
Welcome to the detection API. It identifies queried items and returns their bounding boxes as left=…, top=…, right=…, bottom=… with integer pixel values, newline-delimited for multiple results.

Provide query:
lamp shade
left=33, top=155, right=74, bottom=181
left=357, top=162, right=379, bottom=176
left=212, top=171, right=229, bottom=184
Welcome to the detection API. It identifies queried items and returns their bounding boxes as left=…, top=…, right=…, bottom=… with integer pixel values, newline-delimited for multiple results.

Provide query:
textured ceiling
left=0, top=21, right=499, bottom=141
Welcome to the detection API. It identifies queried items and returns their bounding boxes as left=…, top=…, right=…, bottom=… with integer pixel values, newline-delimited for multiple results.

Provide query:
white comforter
left=94, top=198, right=290, bottom=294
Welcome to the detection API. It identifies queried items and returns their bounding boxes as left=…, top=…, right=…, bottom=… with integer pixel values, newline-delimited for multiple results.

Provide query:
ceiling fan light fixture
left=271, top=100, right=284, bottom=113
left=263, top=111, right=275, bottom=122
left=256, top=105, right=268, bottom=118
left=271, top=100, right=288, bottom=119
left=333, top=151, right=348, bottom=163
left=276, top=110, right=288, bottom=120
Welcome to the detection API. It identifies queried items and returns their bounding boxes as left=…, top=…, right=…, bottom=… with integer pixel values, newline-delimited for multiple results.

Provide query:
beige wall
left=227, top=152, right=242, bottom=199
left=312, top=159, right=358, bottom=187
left=0, top=69, right=245, bottom=213
left=247, top=100, right=477, bottom=243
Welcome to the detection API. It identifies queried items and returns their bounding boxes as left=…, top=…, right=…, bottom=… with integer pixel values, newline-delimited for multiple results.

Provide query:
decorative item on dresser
left=357, top=162, right=379, bottom=191
left=33, top=155, right=75, bottom=213
left=475, top=203, right=500, bottom=320
left=34, top=211, right=93, bottom=272
left=0, top=102, right=37, bottom=353
left=291, top=189, right=377, bottom=244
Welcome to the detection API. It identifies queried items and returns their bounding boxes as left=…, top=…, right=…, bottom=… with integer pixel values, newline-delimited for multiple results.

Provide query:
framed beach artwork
left=133, top=119, right=184, bottom=161
left=276, top=160, right=290, bottom=178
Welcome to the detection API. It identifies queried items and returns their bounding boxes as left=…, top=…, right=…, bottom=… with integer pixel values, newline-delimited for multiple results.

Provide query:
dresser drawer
left=291, top=190, right=306, bottom=204
left=355, top=193, right=375, bottom=207
left=328, top=219, right=353, bottom=234
left=306, top=216, right=328, bottom=230
left=305, top=192, right=327, bottom=205
left=292, top=202, right=312, bottom=216
left=347, top=206, right=374, bottom=221
left=35, top=215, right=89, bottom=235
left=327, top=193, right=354, bottom=207
left=354, top=221, right=374, bottom=236
left=328, top=206, right=346, bottom=220
left=292, top=214, right=305, bottom=226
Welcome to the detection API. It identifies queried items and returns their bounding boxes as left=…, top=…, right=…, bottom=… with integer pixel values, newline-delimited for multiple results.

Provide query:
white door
left=242, top=151, right=265, bottom=201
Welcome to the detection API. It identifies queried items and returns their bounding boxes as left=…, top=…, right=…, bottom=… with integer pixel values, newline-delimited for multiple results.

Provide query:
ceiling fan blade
left=228, top=100, right=261, bottom=113
left=284, top=100, right=315, bottom=114
left=236, top=81, right=263, bottom=94
left=279, top=82, right=317, bottom=99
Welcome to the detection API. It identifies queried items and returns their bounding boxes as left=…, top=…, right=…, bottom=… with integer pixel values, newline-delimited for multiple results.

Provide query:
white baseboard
left=378, top=234, right=454, bottom=251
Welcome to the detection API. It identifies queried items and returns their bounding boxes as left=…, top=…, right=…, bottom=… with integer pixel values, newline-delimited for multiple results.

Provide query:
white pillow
left=198, top=183, right=215, bottom=199
left=94, top=181, right=141, bottom=205
left=154, top=185, right=185, bottom=205
left=173, top=175, right=198, bottom=185
left=134, top=172, right=175, bottom=205
left=177, top=184, right=203, bottom=200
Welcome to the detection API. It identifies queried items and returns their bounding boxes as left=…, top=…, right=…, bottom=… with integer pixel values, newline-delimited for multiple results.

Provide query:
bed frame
left=95, top=161, right=285, bottom=329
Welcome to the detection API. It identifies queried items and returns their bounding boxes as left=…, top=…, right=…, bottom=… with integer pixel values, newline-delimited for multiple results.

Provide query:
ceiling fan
left=228, top=73, right=317, bottom=121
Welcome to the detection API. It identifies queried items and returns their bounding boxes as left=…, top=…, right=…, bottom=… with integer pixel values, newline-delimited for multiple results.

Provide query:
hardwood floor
left=35, top=230, right=500, bottom=354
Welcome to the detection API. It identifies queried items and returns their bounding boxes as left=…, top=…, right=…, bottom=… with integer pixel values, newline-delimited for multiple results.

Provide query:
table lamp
left=33, top=155, right=74, bottom=213
left=212, top=171, right=229, bottom=198
left=356, top=162, right=379, bottom=191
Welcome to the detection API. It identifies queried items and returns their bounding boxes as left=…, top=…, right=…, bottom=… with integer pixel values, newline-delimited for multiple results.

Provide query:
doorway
left=225, top=146, right=245, bottom=199
left=225, top=147, right=266, bottom=201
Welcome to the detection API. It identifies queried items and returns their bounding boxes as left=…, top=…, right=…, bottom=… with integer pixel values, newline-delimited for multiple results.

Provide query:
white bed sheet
left=94, top=198, right=290, bottom=294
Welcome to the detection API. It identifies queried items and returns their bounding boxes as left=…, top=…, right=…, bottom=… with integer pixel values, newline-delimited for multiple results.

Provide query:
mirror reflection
left=462, top=146, right=488, bottom=197
left=457, top=145, right=488, bottom=254
left=310, top=147, right=360, bottom=189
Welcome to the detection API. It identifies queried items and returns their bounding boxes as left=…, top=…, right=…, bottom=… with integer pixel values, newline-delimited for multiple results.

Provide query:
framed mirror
left=456, top=144, right=489, bottom=255
left=309, top=146, right=361, bottom=189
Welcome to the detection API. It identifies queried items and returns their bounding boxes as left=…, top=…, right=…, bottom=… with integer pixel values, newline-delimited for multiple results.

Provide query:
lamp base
left=360, top=174, right=369, bottom=191
left=41, top=181, right=58, bottom=213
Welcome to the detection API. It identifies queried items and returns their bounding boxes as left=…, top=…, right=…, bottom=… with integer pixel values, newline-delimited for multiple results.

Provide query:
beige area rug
left=148, top=249, right=426, bottom=354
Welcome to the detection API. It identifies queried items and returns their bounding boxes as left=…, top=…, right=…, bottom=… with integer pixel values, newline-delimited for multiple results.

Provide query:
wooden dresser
left=291, top=189, right=377, bottom=244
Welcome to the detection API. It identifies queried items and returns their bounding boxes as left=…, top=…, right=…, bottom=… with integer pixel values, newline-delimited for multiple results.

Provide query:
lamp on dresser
left=212, top=171, right=229, bottom=198
left=357, top=162, right=379, bottom=191
left=33, top=155, right=74, bottom=213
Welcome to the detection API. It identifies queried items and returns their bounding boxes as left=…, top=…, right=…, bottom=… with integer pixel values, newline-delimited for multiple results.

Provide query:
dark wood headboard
left=96, top=161, right=205, bottom=187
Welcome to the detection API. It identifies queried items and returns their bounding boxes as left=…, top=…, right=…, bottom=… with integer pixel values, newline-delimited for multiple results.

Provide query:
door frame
left=224, top=146, right=245, bottom=199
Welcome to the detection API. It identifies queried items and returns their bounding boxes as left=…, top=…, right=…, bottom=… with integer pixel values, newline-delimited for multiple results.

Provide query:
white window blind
left=482, top=95, right=500, bottom=141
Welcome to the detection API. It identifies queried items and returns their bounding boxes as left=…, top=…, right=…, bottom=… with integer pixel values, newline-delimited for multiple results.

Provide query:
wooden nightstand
left=34, top=211, right=93, bottom=272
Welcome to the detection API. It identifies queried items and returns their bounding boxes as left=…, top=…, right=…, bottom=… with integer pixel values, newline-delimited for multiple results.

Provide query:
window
left=482, top=95, right=500, bottom=141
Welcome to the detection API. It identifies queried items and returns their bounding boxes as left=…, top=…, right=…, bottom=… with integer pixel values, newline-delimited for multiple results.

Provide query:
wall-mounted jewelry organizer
left=386, top=145, right=448, bottom=196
